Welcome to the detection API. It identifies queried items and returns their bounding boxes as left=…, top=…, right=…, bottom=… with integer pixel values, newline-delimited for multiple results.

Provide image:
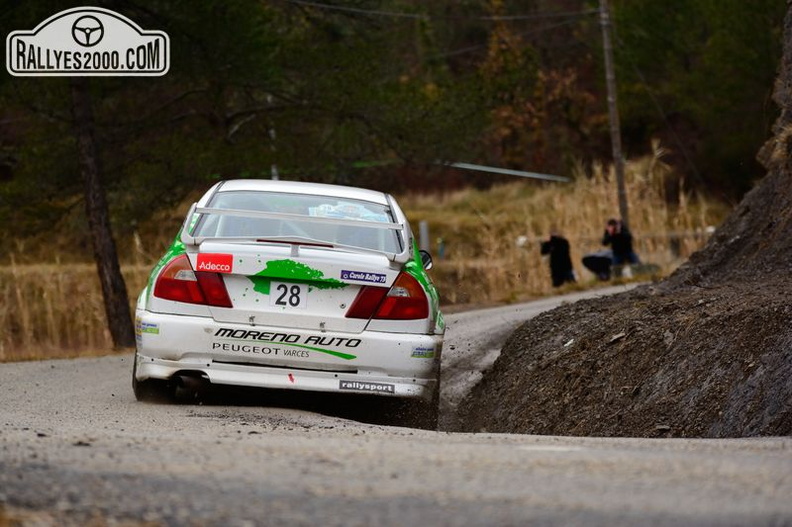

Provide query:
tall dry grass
left=0, top=148, right=728, bottom=361
left=400, top=146, right=727, bottom=305
left=0, top=261, right=151, bottom=362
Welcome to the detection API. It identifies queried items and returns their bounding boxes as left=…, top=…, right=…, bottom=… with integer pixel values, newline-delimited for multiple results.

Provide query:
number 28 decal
left=270, top=282, right=307, bottom=309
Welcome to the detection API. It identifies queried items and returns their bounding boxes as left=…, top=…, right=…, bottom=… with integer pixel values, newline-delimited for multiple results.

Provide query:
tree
left=666, top=1, right=792, bottom=286
left=0, top=1, right=495, bottom=345
left=612, top=0, right=786, bottom=197
left=1, top=1, right=285, bottom=347
left=3, top=0, right=786, bottom=277
left=70, top=77, right=135, bottom=348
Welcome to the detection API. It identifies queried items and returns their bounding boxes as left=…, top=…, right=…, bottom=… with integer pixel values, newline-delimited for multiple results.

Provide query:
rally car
left=133, top=179, right=444, bottom=428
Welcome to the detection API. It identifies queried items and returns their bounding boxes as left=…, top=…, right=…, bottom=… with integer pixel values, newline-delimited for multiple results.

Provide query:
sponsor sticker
left=134, top=318, right=159, bottom=335
left=411, top=346, right=435, bottom=359
left=339, top=380, right=395, bottom=394
left=196, top=253, right=234, bottom=273
left=213, top=328, right=360, bottom=360
left=211, top=342, right=310, bottom=358
left=213, top=328, right=360, bottom=348
left=135, top=318, right=158, bottom=347
left=140, top=322, right=160, bottom=335
left=340, top=270, right=387, bottom=284
left=6, top=6, right=169, bottom=77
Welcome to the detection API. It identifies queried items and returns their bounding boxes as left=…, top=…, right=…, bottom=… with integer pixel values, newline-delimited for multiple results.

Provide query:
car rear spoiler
left=179, top=203, right=411, bottom=263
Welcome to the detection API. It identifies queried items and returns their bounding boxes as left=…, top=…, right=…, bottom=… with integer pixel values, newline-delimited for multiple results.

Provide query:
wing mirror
left=419, top=250, right=433, bottom=270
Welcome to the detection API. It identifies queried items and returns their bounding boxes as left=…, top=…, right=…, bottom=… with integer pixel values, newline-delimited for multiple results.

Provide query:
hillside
left=449, top=6, right=792, bottom=438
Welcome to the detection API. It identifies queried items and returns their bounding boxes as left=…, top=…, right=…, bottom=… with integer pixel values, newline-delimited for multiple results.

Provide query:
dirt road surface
left=1, top=287, right=790, bottom=526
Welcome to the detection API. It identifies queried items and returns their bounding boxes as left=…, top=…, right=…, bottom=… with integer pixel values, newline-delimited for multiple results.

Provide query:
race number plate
left=269, top=282, right=308, bottom=309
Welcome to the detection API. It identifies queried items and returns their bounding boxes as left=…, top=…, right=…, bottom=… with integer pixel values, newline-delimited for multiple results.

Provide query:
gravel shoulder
left=439, top=284, right=638, bottom=429
left=451, top=277, right=792, bottom=437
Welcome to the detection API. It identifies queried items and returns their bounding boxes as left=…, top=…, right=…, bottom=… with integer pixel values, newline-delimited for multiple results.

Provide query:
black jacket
left=602, top=224, right=634, bottom=258
left=540, top=235, right=574, bottom=285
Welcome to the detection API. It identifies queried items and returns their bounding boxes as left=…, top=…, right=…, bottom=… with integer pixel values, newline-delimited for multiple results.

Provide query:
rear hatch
left=189, top=241, right=400, bottom=333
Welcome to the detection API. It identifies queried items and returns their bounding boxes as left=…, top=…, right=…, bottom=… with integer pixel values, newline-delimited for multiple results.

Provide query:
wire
left=436, top=17, right=590, bottom=59
left=277, top=0, right=598, bottom=22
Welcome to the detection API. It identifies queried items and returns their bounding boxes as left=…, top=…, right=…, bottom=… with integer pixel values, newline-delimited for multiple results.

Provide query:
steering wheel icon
left=71, top=15, right=104, bottom=47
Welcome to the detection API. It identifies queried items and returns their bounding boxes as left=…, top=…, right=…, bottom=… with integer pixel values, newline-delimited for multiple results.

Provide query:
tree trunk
left=70, top=78, right=136, bottom=349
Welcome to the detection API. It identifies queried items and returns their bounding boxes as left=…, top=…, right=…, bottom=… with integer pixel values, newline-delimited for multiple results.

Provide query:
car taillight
left=153, top=254, right=233, bottom=308
left=346, top=272, right=429, bottom=320
left=195, top=271, right=233, bottom=307
left=345, top=286, right=388, bottom=319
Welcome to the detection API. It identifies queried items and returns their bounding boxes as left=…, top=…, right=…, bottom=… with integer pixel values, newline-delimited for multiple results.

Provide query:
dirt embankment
left=450, top=6, right=792, bottom=439
left=449, top=278, right=792, bottom=437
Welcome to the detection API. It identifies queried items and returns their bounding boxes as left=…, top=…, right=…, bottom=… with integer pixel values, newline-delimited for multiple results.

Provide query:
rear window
left=193, top=191, right=402, bottom=253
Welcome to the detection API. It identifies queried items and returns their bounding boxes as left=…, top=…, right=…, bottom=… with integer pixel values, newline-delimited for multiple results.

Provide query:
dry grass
left=0, top=149, right=729, bottom=361
left=0, top=260, right=151, bottom=362
left=400, top=147, right=727, bottom=305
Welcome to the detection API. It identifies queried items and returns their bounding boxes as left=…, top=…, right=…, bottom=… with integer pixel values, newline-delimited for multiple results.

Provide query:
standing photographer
left=540, top=229, right=576, bottom=287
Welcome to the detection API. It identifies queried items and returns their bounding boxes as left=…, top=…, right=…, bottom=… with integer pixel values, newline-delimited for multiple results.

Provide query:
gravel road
left=1, top=286, right=790, bottom=526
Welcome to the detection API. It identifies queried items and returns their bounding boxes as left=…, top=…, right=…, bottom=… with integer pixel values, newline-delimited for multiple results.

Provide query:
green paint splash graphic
left=249, top=259, right=347, bottom=295
left=145, top=235, right=186, bottom=305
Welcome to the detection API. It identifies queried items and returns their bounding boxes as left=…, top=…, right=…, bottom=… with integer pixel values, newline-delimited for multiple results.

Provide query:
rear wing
left=178, top=203, right=412, bottom=263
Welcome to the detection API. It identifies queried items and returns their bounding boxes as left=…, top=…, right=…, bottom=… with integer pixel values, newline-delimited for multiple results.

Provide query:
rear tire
left=132, top=354, right=174, bottom=403
left=384, top=372, right=440, bottom=430
left=408, top=394, right=440, bottom=430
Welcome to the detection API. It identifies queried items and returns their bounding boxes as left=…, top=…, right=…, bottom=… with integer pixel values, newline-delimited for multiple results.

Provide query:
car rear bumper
left=135, top=355, right=437, bottom=400
left=135, top=309, right=442, bottom=400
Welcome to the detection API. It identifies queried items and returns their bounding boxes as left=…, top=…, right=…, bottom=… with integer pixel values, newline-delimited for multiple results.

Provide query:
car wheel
left=416, top=374, right=441, bottom=430
left=384, top=372, right=440, bottom=430
left=132, top=354, right=174, bottom=403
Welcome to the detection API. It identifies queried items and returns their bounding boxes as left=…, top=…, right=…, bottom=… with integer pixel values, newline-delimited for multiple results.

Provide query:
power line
left=436, top=17, right=590, bottom=59
left=277, top=0, right=597, bottom=22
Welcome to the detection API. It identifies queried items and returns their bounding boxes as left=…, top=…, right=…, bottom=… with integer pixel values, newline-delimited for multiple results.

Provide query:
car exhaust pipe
left=174, top=374, right=204, bottom=391
left=172, top=372, right=209, bottom=403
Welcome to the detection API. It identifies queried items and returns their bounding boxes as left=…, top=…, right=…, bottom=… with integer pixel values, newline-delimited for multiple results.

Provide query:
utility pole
left=267, top=94, right=280, bottom=180
left=599, top=0, right=629, bottom=227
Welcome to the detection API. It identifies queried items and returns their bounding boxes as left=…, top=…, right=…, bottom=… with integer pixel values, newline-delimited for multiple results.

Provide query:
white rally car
left=133, top=179, right=444, bottom=428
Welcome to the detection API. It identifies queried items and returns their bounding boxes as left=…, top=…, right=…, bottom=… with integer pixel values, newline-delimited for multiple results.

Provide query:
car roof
left=214, top=179, right=390, bottom=206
